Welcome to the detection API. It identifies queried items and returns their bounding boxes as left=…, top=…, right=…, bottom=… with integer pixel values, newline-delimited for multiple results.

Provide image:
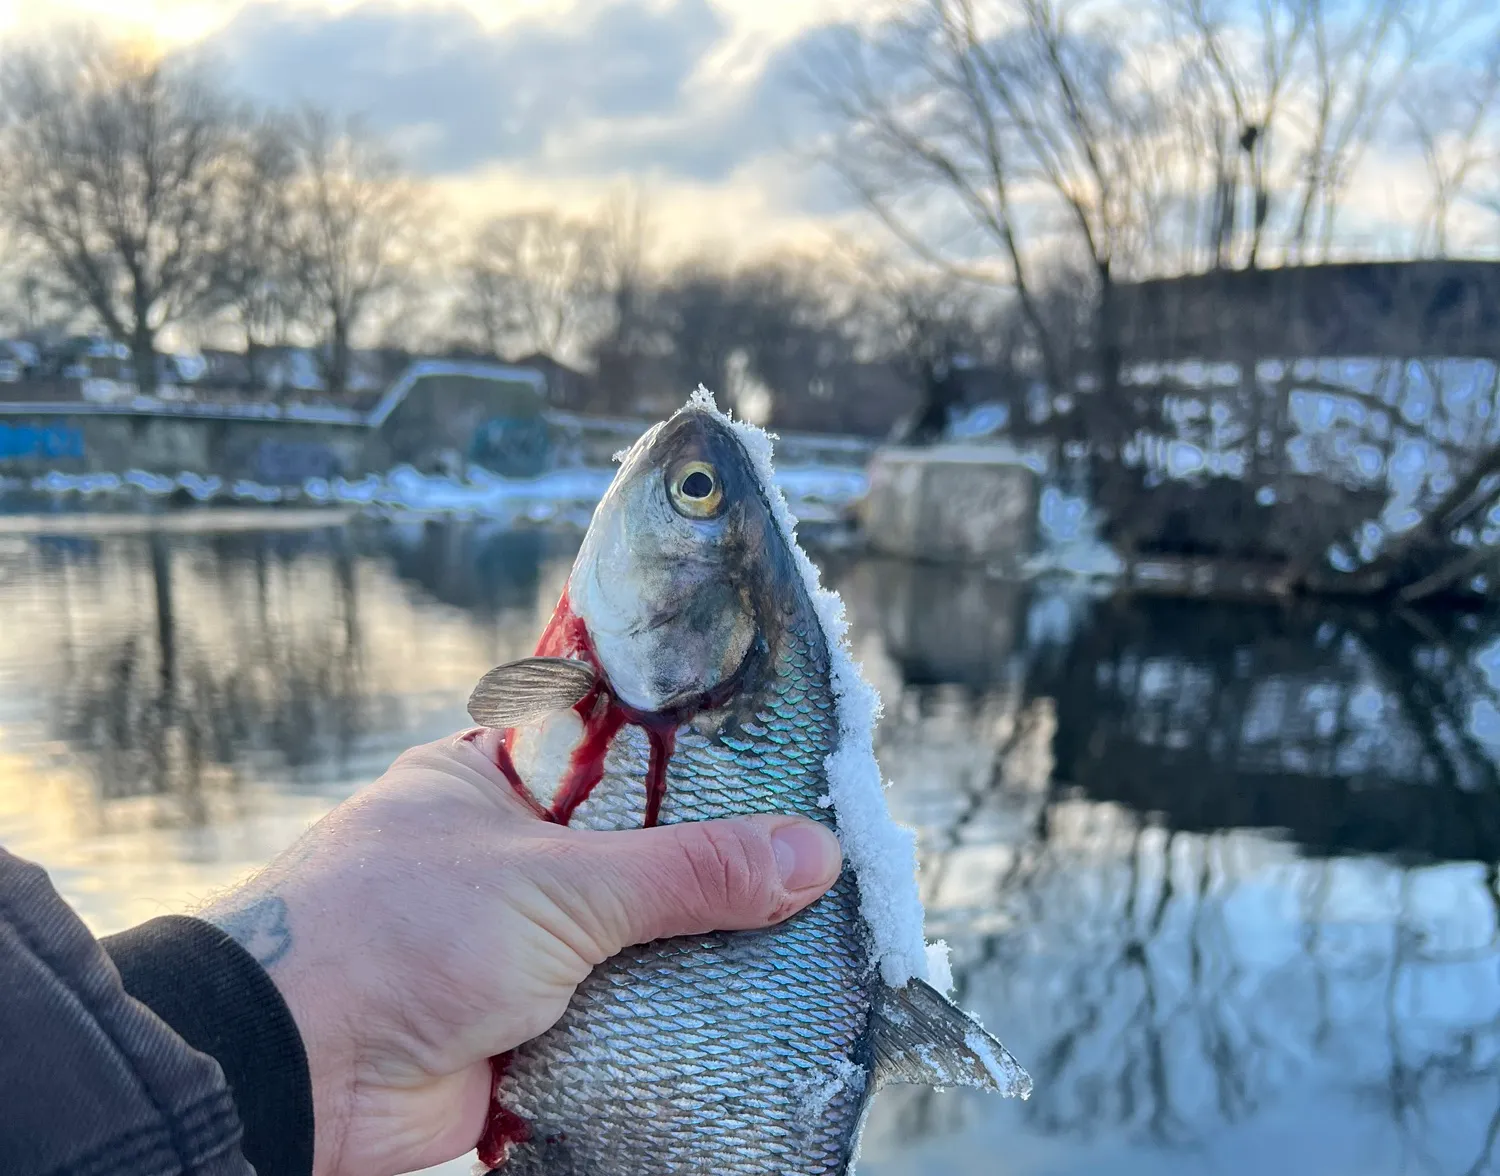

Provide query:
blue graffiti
left=0, top=422, right=85, bottom=460
left=470, top=416, right=550, bottom=478
left=253, top=439, right=339, bottom=482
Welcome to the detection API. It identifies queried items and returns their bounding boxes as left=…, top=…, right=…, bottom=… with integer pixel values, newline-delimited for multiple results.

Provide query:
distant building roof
left=509, top=351, right=594, bottom=411
left=364, top=359, right=548, bottom=427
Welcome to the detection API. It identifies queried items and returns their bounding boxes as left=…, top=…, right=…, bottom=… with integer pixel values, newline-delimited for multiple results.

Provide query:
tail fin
left=870, top=979, right=1031, bottom=1098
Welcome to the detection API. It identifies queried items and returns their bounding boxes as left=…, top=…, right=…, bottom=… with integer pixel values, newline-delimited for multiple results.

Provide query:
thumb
left=565, top=815, right=845, bottom=952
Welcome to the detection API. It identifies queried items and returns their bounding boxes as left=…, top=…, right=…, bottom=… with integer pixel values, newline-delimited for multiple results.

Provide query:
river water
left=3, top=514, right=1500, bottom=1175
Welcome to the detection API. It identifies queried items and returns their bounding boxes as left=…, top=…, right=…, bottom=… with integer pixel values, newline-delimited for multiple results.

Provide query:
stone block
left=862, top=445, right=1039, bottom=566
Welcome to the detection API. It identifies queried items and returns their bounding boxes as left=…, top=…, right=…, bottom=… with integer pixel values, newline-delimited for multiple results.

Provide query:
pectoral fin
left=871, top=978, right=1031, bottom=1098
left=467, top=658, right=597, bottom=729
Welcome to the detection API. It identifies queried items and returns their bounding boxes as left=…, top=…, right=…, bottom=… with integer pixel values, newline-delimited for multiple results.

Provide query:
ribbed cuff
left=103, top=915, right=315, bottom=1176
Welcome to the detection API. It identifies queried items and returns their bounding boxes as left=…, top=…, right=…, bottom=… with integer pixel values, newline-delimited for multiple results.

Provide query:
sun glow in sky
left=0, top=0, right=882, bottom=260
left=0, top=0, right=1486, bottom=266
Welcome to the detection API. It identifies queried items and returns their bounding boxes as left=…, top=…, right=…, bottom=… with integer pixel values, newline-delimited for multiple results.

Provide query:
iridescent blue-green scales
left=491, top=589, right=878, bottom=1176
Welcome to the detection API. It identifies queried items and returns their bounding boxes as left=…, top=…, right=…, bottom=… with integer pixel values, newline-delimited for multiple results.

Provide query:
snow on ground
left=12, top=425, right=1126, bottom=583
left=15, top=460, right=870, bottom=528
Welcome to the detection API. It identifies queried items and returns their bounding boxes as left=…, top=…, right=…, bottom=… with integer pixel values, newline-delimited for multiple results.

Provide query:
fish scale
left=491, top=598, right=880, bottom=1175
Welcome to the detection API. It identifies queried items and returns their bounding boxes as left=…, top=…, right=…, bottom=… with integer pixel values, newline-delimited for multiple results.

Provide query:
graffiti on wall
left=252, top=439, right=340, bottom=483
left=469, top=416, right=551, bottom=478
left=0, top=422, right=85, bottom=461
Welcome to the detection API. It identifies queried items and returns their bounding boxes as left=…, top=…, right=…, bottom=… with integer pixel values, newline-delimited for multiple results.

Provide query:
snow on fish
left=465, top=388, right=1030, bottom=1174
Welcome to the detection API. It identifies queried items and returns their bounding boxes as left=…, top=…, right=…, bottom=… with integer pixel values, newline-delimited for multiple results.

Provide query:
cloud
left=201, top=0, right=728, bottom=175
left=576, top=18, right=854, bottom=184
left=190, top=0, right=872, bottom=229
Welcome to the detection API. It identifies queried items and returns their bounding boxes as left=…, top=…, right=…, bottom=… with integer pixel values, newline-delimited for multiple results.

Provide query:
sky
left=0, top=1, right=1488, bottom=272
left=0, top=0, right=882, bottom=262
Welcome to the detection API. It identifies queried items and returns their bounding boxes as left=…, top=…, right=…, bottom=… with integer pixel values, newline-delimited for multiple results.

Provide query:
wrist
left=202, top=888, right=356, bottom=1176
left=103, top=914, right=317, bottom=1176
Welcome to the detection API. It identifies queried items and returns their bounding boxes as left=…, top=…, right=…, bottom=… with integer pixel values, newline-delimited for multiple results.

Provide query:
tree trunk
left=1090, top=273, right=1125, bottom=453
left=245, top=337, right=265, bottom=394
left=327, top=314, right=350, bottom=399
left=131, top=323, right=157, bottom=397
left=901, top=361, right=962, bottom=446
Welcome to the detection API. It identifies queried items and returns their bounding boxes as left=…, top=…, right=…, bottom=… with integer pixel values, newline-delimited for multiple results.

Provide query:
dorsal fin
left=871, top=979, right=1031, bottom=1098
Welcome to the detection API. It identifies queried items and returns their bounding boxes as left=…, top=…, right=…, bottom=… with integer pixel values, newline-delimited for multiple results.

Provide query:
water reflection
left=1, top=524, right=1500, bottom=1174
left=830, top=564, right=1500, bottom=1175
left=38, top=531, right=371, bottom=826
left=0, top=522, right=574, bottom=841
left=1040, top=599, right=1500, bottom=860
left=382, top=522, right=552, bottom=617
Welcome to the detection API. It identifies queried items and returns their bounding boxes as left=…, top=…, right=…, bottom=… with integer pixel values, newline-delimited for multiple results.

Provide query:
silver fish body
left=472, top=397, right=1030, bottom=1174
left=495, top=564, right=874, bottom=1174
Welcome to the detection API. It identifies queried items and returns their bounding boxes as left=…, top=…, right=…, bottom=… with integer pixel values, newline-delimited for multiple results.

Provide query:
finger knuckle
left=388, top=742, right=438, bottom=774
left=680, top=823, right=772, bottom=915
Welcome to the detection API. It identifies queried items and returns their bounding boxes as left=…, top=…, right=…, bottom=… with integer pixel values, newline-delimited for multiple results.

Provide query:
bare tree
left=1172, top=0, right=1312, bottom=270
left=0, top=35, right=244, bottom=393
left=454, top=248, right=509, bottom=359
left=810, top=0, right=1185, bottom=443
left=458, top=210, right=606, bottom=363
left=616, top=254, right=832, bottom=419
left=650, top=259, right=747, bottom=398
left=1403, top=40, right=1500, bottom=256
left=589, top=185, right=661, bottom=413
left=834, top=244, right=998, bottom=441
left=211, top=114, right=303, bottom=386
left=598, top=184, right=654, bottom=344
left=0, top=231, right=89, bottom=338
left=1283, top=0, right=1488, bottom=261
left=282, top=108, right=418, bottom=398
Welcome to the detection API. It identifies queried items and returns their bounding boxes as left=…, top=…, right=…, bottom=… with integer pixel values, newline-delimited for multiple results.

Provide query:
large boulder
left=861, top=445, right=1040, bottom=567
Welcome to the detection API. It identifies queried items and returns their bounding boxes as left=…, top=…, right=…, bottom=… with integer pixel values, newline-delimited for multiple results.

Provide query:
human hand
left=199, top=731, right=844, bottom=1176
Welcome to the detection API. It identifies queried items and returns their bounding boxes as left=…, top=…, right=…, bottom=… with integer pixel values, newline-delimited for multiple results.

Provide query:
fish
left=465, top=389, right=1030, bottom=1175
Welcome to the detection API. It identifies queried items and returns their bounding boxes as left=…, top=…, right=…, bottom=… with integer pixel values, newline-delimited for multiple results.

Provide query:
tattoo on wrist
left=208, top=895, right=294, bottom=971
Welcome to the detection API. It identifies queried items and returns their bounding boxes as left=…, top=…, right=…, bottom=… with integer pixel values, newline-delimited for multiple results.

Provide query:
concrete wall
left=0, top=414, right=368, bottom=482
left=862, top=445, right=1039, bottom=567
left=0, top=388, right=876, bottom=492
left=0, top=361, right=553, bottom=487
left=1116, top=260, right=1500, bottom=362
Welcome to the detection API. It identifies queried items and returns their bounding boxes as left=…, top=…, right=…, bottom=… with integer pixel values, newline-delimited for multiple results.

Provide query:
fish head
left=567, top=404, right=794, bottom=716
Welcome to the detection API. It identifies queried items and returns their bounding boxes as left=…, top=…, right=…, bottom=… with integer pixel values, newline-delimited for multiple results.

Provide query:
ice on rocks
left=684, top=386, right=932, bottom=989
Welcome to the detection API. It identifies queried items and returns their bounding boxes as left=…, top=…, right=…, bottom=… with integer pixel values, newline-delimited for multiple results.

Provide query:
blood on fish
left=506, top=587, right=685, bottom=828
left=495, top=742, right=551, bottom=821
left=641, top=723, right=676, bottom=828
left=477, top=1054, right=531, bottom=1168
left=548, top=695, right=629, bottom=825
left=475, top=587, right=751, bottom=837
left=474, top=592, right=749, bottom=1161
left=534, top=587, right=597, bottom=666
left=461, top=729, right=550, bottom=820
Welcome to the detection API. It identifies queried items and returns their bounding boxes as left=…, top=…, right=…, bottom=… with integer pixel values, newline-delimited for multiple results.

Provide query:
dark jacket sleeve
left=0, top=849, right=314, bottom=1176
left=103, top=917, right=315, bottom=1176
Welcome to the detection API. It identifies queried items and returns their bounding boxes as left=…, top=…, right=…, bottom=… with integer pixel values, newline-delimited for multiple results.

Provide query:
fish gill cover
left=687, top=386, right=935, bottom=989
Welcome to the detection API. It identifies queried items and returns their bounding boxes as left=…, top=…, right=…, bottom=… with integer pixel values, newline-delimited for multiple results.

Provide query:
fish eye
left=668, top=460, right=724, bottom=518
